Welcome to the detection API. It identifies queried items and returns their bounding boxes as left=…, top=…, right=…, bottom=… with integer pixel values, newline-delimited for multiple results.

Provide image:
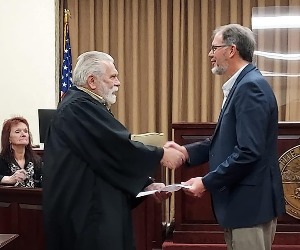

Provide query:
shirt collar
left=76, top=86, right=111, bottom=110
left=222, top=64, right=248, bottom=98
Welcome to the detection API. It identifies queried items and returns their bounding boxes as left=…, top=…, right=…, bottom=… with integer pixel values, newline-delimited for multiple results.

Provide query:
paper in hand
left=136, top=183, right=191, bottom=197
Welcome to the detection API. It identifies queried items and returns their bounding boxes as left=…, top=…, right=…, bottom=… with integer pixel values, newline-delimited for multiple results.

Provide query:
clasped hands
left=160, top=141, right=188, bottom=170
left=160, top=141, right=206, bottom=198
left=11, top=169, right=27, bottom=184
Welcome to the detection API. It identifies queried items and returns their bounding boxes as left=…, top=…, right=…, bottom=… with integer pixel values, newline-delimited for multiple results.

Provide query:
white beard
left=103, top=86, right=118, bottom=105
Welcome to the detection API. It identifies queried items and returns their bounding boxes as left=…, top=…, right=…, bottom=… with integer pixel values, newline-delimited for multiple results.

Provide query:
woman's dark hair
left=1, top=117, right=39, bottom=165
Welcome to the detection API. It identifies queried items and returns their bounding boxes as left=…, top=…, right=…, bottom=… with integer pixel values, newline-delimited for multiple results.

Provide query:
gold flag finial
left=64, top=9, right=71, bottom=24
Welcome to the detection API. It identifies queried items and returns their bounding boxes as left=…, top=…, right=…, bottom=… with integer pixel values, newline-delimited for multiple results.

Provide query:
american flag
left=61, top=23, right=72, bottom=98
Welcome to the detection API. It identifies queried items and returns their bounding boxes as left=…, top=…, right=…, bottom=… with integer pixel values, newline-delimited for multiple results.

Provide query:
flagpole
left=63, top=9, right=71, bottom=49
left=60, top=7, right=73, bottom=100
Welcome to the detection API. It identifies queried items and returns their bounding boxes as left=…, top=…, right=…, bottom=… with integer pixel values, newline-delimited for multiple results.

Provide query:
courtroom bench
left=0, top=186, right=164, bottom=250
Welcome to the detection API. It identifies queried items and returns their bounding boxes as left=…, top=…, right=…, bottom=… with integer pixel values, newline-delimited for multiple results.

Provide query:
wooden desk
left=172, top=122, right=300, bottom=246
left=0, top=187, right=44, bottom=250
left=0, top=234, right=18, bottom=249
left=0, top=186, right=163, bottom=250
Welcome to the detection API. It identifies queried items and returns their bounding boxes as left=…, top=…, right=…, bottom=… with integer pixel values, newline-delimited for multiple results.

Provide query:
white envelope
left=136, top=183, right=191, bottom=197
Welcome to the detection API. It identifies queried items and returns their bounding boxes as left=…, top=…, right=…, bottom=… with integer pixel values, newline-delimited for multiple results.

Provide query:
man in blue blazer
left=166, top=24, right=285, bottom=250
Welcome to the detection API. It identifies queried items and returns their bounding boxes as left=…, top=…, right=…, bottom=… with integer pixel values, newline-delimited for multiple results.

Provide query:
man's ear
left=229, top=44, right=238, bottom=58
left=86, top=75, right=97, bottom=90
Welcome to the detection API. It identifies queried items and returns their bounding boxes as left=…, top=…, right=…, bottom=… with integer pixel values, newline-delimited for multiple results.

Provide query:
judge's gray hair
left=73, top=51, right=114, bottom=87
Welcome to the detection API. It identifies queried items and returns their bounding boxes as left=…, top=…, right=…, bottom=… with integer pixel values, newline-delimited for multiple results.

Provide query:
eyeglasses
left=210, top=44, right=231, bottom=54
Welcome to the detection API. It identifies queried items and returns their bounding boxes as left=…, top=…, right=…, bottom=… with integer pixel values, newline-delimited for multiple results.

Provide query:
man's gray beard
left=211, top=65, right=226, bottom=75
left=104, top=93, right=117, bottom=105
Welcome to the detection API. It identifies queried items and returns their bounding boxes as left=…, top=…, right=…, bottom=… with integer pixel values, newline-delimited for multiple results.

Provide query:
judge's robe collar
left=76, top=86, right=112, bottom=113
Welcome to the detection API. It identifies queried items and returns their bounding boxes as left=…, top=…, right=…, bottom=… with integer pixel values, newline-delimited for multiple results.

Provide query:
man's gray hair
left=213, top=24, right=256, bottom=62
left=73, top=51, right=114, bottom=87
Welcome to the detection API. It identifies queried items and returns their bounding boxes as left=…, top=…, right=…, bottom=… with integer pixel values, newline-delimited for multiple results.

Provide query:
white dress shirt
left=221, top=65, right=248, bottom=108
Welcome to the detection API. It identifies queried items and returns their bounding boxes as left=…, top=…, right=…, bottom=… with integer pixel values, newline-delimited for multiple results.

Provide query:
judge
left=42, top=51, right=184, bottom=250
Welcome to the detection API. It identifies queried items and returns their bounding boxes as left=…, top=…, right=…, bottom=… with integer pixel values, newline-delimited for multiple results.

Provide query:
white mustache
left=111, top=87, right=119, bottom=94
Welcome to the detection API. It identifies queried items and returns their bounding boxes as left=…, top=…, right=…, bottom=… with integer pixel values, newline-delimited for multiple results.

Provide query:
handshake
left=160, top=141, right=188, bottom=170
left=159, top=141, right=207, bottom=198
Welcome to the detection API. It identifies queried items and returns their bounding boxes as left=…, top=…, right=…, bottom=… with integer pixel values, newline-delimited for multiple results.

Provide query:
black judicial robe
left=43, top=86, right=164, bottom=250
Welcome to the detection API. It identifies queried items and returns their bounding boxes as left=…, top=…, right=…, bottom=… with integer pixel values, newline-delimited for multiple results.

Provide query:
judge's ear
left=86, top=75, right=97, bottom=90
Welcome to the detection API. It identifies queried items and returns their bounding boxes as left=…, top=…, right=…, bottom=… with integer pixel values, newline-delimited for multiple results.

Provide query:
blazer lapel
left=213, top=64, right=256, bottom=136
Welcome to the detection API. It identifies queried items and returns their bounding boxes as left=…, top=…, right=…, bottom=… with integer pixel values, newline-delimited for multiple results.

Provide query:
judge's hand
left=160, top=147, right=185, bottom=170
left=182, top=177, right=206, bottom=198
left=164, top=141, right=189, bottom=162
left=144, top=182, right=172, bottom=203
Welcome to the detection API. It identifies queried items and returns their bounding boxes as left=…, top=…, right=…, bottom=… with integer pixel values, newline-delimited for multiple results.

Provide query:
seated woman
left=0, top=117, right=42, bottom=187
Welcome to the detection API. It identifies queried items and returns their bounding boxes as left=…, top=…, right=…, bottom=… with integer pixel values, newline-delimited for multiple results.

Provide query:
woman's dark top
left=0, top=155, right=42, bottom=188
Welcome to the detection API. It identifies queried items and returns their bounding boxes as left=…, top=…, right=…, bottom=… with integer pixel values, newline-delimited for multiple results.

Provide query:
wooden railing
left=0, top=185, right=164, bottom=250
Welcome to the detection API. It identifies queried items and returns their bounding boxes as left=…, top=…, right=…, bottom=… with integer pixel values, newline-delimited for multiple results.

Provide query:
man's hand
left=144, top=182, right=172, bottom=203
left=182, top=177, right=206, bottom=198
left=160, top=146, right=185, bottom=170
left=164, top=141, right=189, bottom=161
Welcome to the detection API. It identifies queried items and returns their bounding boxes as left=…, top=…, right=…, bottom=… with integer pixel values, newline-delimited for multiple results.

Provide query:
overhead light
left=260, top=71, right=300, bottom=77
left=254, top=51, right=300, bottom=60
left=252, top=16, right=300, bottom=29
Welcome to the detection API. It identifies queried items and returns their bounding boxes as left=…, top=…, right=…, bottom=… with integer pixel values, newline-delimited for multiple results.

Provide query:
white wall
left=0, top=0, right=57, bottom=145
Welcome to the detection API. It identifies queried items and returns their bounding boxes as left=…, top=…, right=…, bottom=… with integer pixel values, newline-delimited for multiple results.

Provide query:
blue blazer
left=185, top=64, right=285, bottom=228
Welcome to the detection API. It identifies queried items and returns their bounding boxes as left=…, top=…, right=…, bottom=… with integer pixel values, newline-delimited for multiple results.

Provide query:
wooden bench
left=0, top=234, right=18, bottom=249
